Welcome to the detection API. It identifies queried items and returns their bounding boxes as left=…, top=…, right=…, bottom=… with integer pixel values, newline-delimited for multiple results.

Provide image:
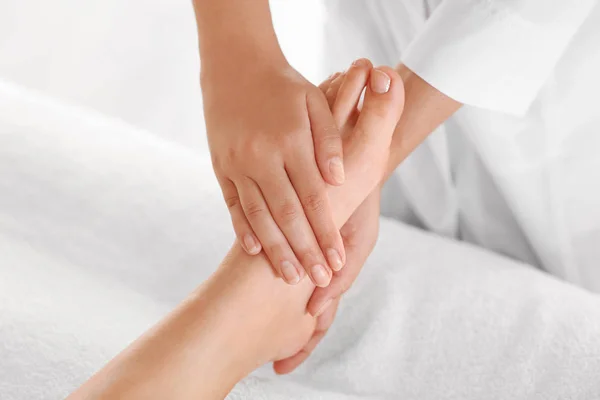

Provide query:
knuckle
left=249, top=145, right=284, bottom=172
left=226, top=145, right=239, bottom=162
left=238, top=136, right=274, bottom=165
left=246, top=139, right=264, bottom=159
left=224, top=194, right=240, bottom=209
left=317, top=125, right=341, bottom=144
left=281, top=129, right=307, bottom=151
left=211, top=153, right=225, bottom=173
left=215, top=146, right=245, bottom=173
left=244, top=201, right=266, bottom=219
left=276, top=200, right=300, bottom=223
left=302, top=192, right=326, bottom=214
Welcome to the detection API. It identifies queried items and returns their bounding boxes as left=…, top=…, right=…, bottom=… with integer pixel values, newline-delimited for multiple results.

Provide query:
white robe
left=324, top=0, right=600, bottom=292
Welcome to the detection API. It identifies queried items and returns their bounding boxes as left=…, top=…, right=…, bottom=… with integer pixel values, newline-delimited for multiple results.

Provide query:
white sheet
left=0, top=0, right=325, bottom=152
left=1, top=80, right=600, bottom=400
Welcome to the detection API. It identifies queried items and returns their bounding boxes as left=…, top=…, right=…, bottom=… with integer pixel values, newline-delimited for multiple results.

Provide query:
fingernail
left=329, top=157, right=345, bottom=185
left=281, top=261, right=300, bottom=284
left=327, top=248, right=344, bottom=271
left=352, top=58, right=369, bottom=67
left=370, top=68, right=391, bottom=94
left=243, top=234, right=261, bottom=255
left=311, top=264, right=330, bottom=287
left=315, top=298, right=333, bottom=317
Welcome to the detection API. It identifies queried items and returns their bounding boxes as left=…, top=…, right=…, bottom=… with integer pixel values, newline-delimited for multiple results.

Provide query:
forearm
left=384, top=64, right=462, bottom=181
left=192, top=0, right=287, bottom=79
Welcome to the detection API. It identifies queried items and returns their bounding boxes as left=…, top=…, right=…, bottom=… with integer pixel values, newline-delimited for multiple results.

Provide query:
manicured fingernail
left=311, top=264, right=330, bottom=287
left=370, top=68, right=391, bottom=94
left=281, top=261, right=300, bottom=284
left=315, top=298, right=333, bottom=317
left=243, top=234, right=261, bottom=255
left=329, top=157, right=345, bottom=185
left=327, top=248, right=343, bottom=271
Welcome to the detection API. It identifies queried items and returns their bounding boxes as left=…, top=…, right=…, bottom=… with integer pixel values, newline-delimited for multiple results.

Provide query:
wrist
left=200, top=49, right=289, bottom=94
left=200, top=40, right=287, bottom=80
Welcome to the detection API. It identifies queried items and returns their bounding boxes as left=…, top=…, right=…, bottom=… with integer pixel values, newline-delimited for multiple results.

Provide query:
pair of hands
left=203, top=59, right=391, bottom=370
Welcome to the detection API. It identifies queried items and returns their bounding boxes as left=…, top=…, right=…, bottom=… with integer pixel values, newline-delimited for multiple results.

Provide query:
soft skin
left=307, top=64, right=463, bottom=315
left=68, top=65, right=405, bottom=400
left=285, top=63, right=463, bottom=371
left=194, top=0, right=349, bottom=287
left=192, top=0, right=461, bottom=324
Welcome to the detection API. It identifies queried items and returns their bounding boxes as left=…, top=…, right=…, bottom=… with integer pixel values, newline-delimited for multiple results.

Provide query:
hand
left=271, top=62, right=399, bottom=374
left=272, top=190, right=381, bottom=374
left=202, top=60, right=349, bottom=287
left=209, top=62, right=400, bottom=375
left=308, top=189, right=381, bottom=316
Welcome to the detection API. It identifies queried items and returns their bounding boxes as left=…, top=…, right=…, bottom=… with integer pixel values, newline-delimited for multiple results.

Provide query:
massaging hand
left=273, top=63, right=397, bottom=373
left=202, top=60, right=347, bottom=287
left=274, top=191, right=381, bottom=374
left=308, top=190, right=381, bottom=316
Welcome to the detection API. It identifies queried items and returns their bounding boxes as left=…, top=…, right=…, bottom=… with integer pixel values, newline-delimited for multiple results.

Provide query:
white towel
left=1, top=81, right=599, bottom=400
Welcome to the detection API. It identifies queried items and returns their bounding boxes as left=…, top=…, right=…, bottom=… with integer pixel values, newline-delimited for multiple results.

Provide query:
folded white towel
left=1, top=81, right=599, bottom=400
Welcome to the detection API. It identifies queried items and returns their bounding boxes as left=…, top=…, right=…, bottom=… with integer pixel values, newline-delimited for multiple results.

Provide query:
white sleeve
left=401, top=0, right=596, bottom=116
